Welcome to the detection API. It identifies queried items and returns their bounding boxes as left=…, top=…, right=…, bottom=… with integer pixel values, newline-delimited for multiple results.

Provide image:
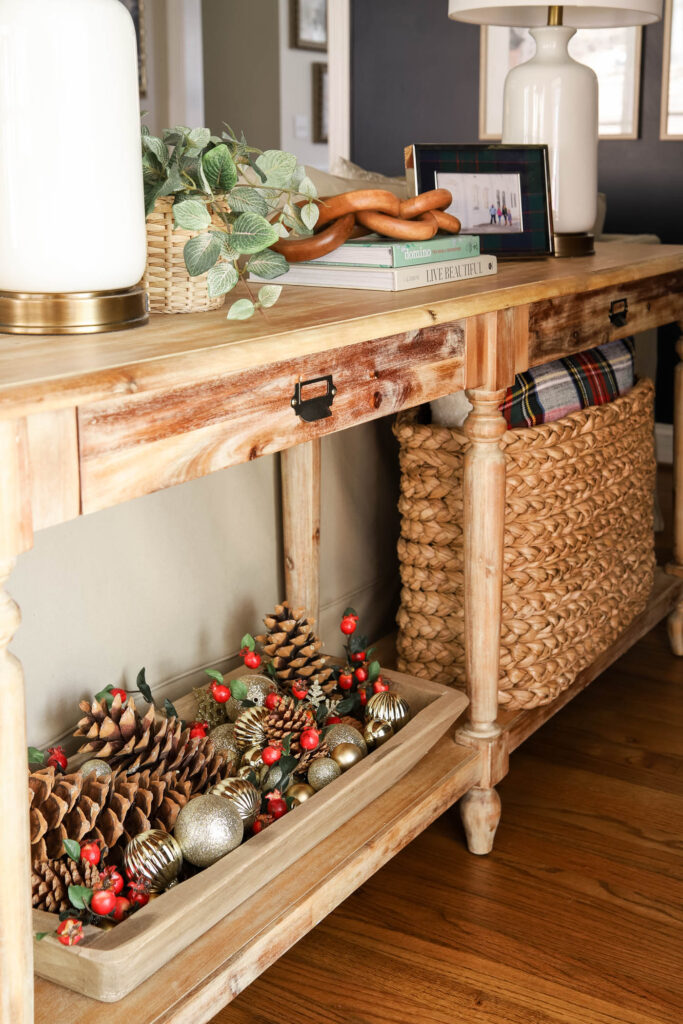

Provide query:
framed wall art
left=480, top=25, right=642, bottom=141
left=120, top=0, right=147, bottom=96
left=312, top=62, right=328, bottom=143
left=661, top=0, right=683, bottom=139
left=291, top=0, right=327, bottom=51
left=406, top=143, right=553, bottom=258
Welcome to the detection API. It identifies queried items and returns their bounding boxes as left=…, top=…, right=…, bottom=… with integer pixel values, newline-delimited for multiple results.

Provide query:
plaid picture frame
left=406, top=144, right=553, bottom=257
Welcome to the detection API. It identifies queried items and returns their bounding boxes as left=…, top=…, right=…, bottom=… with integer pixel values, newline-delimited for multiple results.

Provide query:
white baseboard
left=656, top=423, right=673, bottom=465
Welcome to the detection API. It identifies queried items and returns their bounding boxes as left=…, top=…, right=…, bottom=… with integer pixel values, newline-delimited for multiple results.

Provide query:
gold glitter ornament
left=285, top=782, right=315, bottom=806
left=365, top=692, right=411, bottom=731
left=307, top=756, right=341, bottom=791
left=207, top=724, right=240, bottom=772
left=210, top=777, right=261, bottom=828
left=79, top=758, right=113, bottom=779
left=324, top=723, right=367, bottom=756
left=233, top=706, right=268, bottom=749
left=123, top=829, right=183, bottom=893
left=331, top=742, right=363, bottom=771
left=224, top=674, right=277, bottom=721
left=173, top=794, right=243, bottom=867
left=363, top=719, right=394, bottom=750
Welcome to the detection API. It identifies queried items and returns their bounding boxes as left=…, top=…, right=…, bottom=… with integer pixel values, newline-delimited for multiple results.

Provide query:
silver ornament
left=79, top=758, right=112, bottom=780
left=210, top=777, right=261, bottom=828
left=225, top=674, right=277, bottom=720
left=123, top=829, right=183, bottom=893
left=208, top=723, right=241, bottom=771
left=363, top=719, right=394, bottom=750
left=233, top=706, right=268, bottom=749
left=365, top=692, right=411, bottom=731
left=174, top=794, right=243, bottom=868
left=307, top=757, right=341, bottom=791
left=324, top=723, right=367, bottom=756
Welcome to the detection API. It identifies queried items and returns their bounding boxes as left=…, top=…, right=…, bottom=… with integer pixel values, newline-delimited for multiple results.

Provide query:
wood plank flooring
left=211, top=470, right=682, bottom=1024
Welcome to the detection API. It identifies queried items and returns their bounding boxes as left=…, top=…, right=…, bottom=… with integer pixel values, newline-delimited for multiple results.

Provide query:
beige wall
left=201, top=0, right=281, bottom=146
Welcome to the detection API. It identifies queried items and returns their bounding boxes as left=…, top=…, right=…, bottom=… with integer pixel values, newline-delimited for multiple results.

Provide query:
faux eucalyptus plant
left=141, top=124, right=319, bottom=319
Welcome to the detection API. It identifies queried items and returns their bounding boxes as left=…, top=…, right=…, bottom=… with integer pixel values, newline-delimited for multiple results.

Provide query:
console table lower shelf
left=33, top=569, right=682, bottom=1023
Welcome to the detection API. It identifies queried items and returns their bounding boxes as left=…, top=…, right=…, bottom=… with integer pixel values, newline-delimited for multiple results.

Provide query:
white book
left=249, top=254, right=497, bottom=292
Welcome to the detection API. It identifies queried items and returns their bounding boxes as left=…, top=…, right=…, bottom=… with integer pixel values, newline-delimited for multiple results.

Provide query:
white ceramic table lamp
left=448, top=2, right=662, bottom=256
left=0, top=0, right=148, bottom=333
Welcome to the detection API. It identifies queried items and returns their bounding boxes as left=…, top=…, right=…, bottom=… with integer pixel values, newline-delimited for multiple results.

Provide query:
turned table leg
left=0, top=420, right=34, bottom=1023
left=457, top=389, right=507, bottom=855
left=667, top=332, right=683, bottom=655
left=281, top=439, right=321, bottom=625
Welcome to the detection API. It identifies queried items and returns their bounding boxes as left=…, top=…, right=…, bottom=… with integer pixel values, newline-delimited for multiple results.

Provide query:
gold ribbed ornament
left=363, top=719, right=394, bottom=750
left=241, top=745, right=265, bottom=769
left=331, top=742, right=363, bottom=771
left=123, top=828, right=183, bottom=893
left=173, top=795, right=243, bottom=868
left=210, top=777, right=261, bottom=827
left=307, top=757, right=341, bottom=791
left=208, top=723, right=241, bottom=771
left=233, top=706, right=268, bottom=749
left=324, top=723, right=367, bottom=756
left=365, top=692, right=411, bottom=731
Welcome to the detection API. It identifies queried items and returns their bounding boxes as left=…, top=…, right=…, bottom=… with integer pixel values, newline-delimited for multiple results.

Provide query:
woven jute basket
left=143, top=196, right=225, bottom=314
left=393, top=378, right=656, bottom=710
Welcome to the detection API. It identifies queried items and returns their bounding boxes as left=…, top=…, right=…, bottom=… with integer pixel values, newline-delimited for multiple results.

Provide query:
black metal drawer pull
left=291, top=374, right=337, bottom=422
left=609, top=298, right=629, bottom=328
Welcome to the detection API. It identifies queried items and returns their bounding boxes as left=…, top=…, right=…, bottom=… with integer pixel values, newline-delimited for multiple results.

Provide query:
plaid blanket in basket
left=500, top=337, right=635, bottom=428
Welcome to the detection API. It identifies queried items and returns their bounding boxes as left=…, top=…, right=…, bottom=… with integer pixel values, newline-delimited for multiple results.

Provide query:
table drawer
left=78, top=323, right=464, bottom=513
left=528, top=270, right=683, bottom=365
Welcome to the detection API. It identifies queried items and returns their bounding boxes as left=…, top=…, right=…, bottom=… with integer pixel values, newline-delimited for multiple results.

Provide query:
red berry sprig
left=243, top=650, right=261, bottom=669
left=299, top=728, right=320, bottom=751
left=80, top=841, right=101, bottom=866
left=262, top=743, right=283, bottom=766
left=210, top=680, right=231, bottom=704
left=354, top=667, right=368, bottom=684
left=252, top=813, right=274, bottom=834
left=91, top=888, right=117, bottom=916
left=113, top=896, right=131, bottom=922
left=189, top=721, right=209, bottom=738
left=265, top=790, right=287, bottom=819
left=265, top=692, right=282, bottom=710
left=340, top=613, right=358, bottom=635
left=372, top=676, right=390, bottom=693
left=98, top=866, right=124, bottom=895
left=110, top=687, right=128, bottom=702
left=46, top=746, right=67, bottom=772
left=291, top=680, right=308, bottom=700
left=338, top=672, right=353, bottom=691
left=127, top=877, right=151, bottom=907
left=56, top=918, right=84, bottom=946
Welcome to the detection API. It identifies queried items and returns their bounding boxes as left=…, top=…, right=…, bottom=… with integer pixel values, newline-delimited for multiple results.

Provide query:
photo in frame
left=406, top=144, right=553, bottom=258
left=312, top=62, right=328, bottom=143
left=660, top=0, right=683, bottom=139
left=480, top=25, right=642, bottom=141
left=290, top=0, right=327, bottom=51
left=120, top=0, right=147, bottom=96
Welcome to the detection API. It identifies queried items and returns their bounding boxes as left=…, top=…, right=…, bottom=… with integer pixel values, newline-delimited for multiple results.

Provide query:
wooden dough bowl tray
left=32, top=666, right=468, bottom=1002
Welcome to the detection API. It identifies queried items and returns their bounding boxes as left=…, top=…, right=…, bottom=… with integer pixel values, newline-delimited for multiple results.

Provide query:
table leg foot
left=667, top=601, right=683, bottom=656
left=460, top=786, right=501, bottom=855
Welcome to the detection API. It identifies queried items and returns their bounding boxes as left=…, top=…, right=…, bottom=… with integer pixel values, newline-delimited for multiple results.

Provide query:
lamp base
left=0, top=286, right=148, bottom=335
left=553, top=233, right=595, bottom=258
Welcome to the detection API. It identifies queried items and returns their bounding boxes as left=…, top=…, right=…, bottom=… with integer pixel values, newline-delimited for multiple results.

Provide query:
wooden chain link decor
left=393, top=379, right=657, bottom=709
left=273, top=188, right=461, bottom=263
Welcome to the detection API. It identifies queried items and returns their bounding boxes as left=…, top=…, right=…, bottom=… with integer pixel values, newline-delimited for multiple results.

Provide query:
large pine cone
left=73, top=695, right=189, bottom=774
left=255, top=602, right=334, bottom=689
left=32, top=858, right=101, bottom=913
left=29, top=738, right=230, bottom=865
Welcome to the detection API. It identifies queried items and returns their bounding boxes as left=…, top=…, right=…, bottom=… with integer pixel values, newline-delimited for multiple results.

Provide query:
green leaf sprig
left=141, top=124, right=318, bottom=319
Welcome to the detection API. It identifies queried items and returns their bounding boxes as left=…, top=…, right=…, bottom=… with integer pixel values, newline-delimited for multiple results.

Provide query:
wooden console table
left=1, top=243, right=682, bottom=1022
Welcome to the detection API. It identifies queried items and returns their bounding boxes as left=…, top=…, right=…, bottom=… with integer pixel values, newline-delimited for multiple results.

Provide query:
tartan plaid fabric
left=500, top=338, right=635, bottom=428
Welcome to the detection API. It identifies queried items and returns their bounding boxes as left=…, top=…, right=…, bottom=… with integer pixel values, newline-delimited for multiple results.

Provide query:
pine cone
left=31, top=858, right=101, bottom=913
left=255, top=602, right=334, bottom=690
left=336, top=715, right=364, bottom=732
left=264, top=696, right=316, bottom=750
left=293, top=740, right=330, bottom=777
left=29, top=737, right=230, bottom=865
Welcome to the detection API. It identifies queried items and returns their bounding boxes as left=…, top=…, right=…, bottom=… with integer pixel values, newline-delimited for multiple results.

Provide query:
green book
left=305, top=232, right=480, bottom=269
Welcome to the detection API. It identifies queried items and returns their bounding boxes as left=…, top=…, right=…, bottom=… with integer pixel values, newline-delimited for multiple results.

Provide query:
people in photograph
left=489, top=203, right=497, bottom=224
left=497, top=206, right=502, bottom=223
left=502, top=205, right=508, bottom=226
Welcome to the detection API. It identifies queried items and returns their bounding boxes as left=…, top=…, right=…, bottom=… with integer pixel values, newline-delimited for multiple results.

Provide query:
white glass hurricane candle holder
left=0, top=0, right=148, bottom=333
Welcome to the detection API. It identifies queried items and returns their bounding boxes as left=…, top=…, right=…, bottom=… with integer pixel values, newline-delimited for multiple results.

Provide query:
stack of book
left=249, top=234, right=496, bottom=291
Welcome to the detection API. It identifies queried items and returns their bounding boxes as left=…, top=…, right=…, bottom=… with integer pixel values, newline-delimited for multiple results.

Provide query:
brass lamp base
left=553, top=233, right=595, bottom=258
left=0, top=286, right=148, bottom=335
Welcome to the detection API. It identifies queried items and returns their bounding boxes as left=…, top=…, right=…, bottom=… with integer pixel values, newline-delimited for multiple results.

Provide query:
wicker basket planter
left=143, top=196, right=225, bottom=314
left=393, top=378, right=657, bottom=710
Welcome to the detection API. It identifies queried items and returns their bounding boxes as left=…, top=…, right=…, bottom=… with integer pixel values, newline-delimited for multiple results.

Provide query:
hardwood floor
left=213, top=472, right=682, bottom=1024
